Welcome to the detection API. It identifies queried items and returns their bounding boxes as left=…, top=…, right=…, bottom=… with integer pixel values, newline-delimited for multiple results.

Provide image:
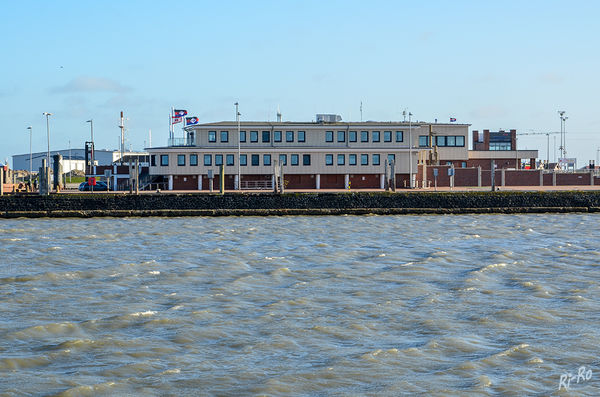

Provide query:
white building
left=12, top=149, right=148, bottom=174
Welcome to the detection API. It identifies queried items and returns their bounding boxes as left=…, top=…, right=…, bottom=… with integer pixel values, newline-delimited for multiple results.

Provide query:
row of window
left=156, top=153, right=312, bottom=167
left=325, top=153, right=395, bottom=166
left=326, top=130, right=403, bottom=143
left=208, top=130, right=307, bottom=143
left=154, top=153, right=396, bottom=167
left=205, top=130, right=406, bottom=144
left=419, top=135, right=466, bottom=147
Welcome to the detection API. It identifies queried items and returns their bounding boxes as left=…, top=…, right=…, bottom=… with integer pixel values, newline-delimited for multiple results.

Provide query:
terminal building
left=146, top=115, right=472, bottom=190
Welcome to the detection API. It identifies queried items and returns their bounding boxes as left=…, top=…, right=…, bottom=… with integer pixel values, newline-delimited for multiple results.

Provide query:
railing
left=241, top=180, right=273, bottom=190
left=168, top=137, right=196, bottom=147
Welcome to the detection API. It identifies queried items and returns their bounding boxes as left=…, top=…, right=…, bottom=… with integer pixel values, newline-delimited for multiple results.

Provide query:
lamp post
left=558, top=110, right=567, bottom=161
left=42, top=112, right=52, bottom=173
left=26, top=126, right=32, bottom=184
left=408, top=112, right=413, bottom=188
left=235, top=102, right=241, bottom=190
left=86, top=119, right=94, bottom=176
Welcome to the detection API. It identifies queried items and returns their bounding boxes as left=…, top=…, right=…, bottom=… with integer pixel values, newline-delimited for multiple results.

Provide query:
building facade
left=147, top=117, right=470, bottom=190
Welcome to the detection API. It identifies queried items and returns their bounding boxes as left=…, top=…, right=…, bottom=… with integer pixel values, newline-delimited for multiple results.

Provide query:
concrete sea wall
left=1, top=191, right=600, bottom=218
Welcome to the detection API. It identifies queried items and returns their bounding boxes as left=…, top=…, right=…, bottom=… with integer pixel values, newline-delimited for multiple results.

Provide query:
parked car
left=78, top=181, right=108, bottom=191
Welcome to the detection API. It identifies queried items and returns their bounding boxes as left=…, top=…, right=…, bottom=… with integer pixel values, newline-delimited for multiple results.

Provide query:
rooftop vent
left=316, top=114, right=342, bottom=123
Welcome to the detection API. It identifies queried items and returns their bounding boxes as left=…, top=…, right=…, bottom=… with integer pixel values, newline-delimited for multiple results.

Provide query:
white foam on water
left=130, top=311, right=156, bottom=317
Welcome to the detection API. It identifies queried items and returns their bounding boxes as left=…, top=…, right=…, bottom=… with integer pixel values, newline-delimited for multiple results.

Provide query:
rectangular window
left=419, top=136, right=429, bottom=147
left=361, top=130, right=369, bottom=142
left=251, top=154, right=259, bottom=166
left=461, top=162, right=467, bottom=168
left=226, top=154, right=234, bottom=166
left=204, top=154, right=212, bottom=166
left=274, top=130, right=282, bottom=142
left=298, top=131, right=305, bottom=142
left=240, top=154, right=247, bottom=166
left=279, top=154, right=287, bottom=165
left=160, top=154, right=169, bottom=166
left=373, top=154, right=380, bottom=165
left=349, top=131, right=357, bottom=142
left=337, top=154, right=345, bottom=165
left=326, top=131, right=333, bottom=142
left=215, top=154, right=223, bottom=166
left=291, top=154, right=299, bottom=166
left=263, top=154, right=271, bottom=166
left=387, top=154, right=395, bottom=164
left=325, top=154, right=333, bottom=165
left=208, top=131, right=216, bottom=143
left=337, top=131, right=345, bottom=142
left=349, top=154, right=357, bottom=165
left=262, top=130, right=270, bottom=143
left=190, top=154, right=198, bottom=166
left=240, top=131, right=247, bottom=142
left=361, top=154, right=369, bottom=165
left=447, top=136, right=456, bottom=147
left=384, top=131, right=392, bottom=142
left=456, top=136, right=465, bottom=147
left=372, top=131, right=380, bottom=142
left=436, top=136, right=446, bottom=147
left=220, top=131, right=229, bottom=143
left=286, top=131, right=294, bottom=142
left=303, top=154, right=311, bottom=166
left=150, top=155, right=156, bottom=166
left=250, top=131, right=258, bottom=142
left=396, top=131, right=403, bottom=142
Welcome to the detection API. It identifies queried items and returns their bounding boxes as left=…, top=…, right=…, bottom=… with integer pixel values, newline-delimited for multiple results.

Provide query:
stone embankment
left=1, top=191, right=600, bottom=218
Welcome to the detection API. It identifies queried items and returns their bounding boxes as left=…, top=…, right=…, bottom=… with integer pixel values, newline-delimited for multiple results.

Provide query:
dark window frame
left=160, top=154, right=169, bottom=166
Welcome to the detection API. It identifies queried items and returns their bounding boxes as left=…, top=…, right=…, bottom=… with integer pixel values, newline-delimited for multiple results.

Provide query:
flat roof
left=192, top=121, right=471, bottom=127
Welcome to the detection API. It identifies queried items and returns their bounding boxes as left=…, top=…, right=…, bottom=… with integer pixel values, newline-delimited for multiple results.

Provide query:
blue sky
left=1, top=0, right=599, bottom=166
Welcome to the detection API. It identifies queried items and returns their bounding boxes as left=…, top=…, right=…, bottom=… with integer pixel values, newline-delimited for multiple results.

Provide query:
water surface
left=0, top=214, right=599, bottom=395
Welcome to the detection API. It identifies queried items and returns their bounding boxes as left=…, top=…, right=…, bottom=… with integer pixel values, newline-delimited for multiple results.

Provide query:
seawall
left=2, top=191, right=600, bottom=218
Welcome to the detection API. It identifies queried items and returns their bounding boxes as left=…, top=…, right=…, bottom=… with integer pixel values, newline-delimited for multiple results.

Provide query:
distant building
left=12, top=149, right=148, bottom=174
left=469, top=129, right=538, bottom=169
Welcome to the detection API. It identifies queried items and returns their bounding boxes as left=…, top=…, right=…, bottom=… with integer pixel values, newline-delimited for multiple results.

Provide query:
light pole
left=86, top=119, right=94, bottom=176
left=26, top=126, right=32, bottom=184
left=235, top=102, right=241, bottom=190
left=43, top=112, right=52, bottom=172
left=558, top=110, right=567, bottom=161
left=408, top=112, right=413, bottom=188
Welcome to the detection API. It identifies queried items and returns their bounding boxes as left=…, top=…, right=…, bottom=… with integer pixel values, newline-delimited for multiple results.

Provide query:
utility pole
left=235, top=102, right=241, bottom=190
left=408, top=112, right=413, bottom=188
left=119, top=111, right=125, bottom=162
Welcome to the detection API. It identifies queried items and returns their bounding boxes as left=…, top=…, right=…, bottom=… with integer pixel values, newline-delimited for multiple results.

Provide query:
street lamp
left=26, top=126, right=32, bottom=184
left=235, top=102, right=241, bottom=190
left=408, top=111, right=413, bottom=188
left=558, top=110, right=567, bottom=161
left=42, top=112, right=52, bottom=172
left=86, top=119, right=94, bottom=176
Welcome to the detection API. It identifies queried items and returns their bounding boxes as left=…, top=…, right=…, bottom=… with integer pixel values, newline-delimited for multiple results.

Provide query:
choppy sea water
left=0, top=214, right=599, bottom=396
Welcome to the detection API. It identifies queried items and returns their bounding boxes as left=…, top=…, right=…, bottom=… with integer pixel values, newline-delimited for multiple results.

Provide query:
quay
left=2, top=190, right=600, bottom=218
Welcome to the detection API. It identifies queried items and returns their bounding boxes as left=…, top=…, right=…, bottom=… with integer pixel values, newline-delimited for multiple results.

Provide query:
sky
left=1, top=0, right=599, bottom=166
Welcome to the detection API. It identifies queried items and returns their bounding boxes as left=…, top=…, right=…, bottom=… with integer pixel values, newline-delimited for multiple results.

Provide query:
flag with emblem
left=185, top=116, right=199, bottom=126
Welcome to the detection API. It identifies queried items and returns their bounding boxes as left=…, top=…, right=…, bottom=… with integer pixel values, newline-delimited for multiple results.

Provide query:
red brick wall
left=455, top=168, right=478, bottom=187
left=320, top=174, right=345, bottom=189
left=349, top=174, right=380, bottom=189
left=173, top=174, right=200, bottom=190
left=467, top=158, right=517, bottom=170
left=543, top=173, right=553, bottom=186
left=556, top=173, right=592, bottom=186
left=505, top=170, right=540, bottom=186
left=285, top=174, right=316, bottom=189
